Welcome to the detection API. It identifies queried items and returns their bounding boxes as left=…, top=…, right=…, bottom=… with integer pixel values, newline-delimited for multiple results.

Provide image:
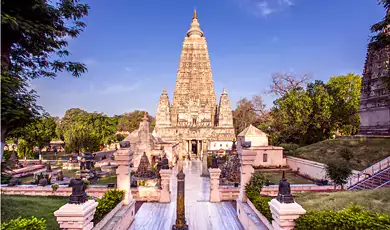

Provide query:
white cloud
left=124, top=66, right=132, bottom=72
left=236, top=0, right=295, bottom=18
left=100, top=82, right=141, bottom=95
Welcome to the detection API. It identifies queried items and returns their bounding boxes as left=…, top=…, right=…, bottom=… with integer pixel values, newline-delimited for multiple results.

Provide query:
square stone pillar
left=159, top=169, right=172, bottom=202
left=114, top=145, right=133, bottom=205
left=54, top=200, right=98, bottom=230
left=209, top=168, right=221, bottom=202
left=269, top=199, right=306, bottom=230
left=238, top=149, right=257, bottom=202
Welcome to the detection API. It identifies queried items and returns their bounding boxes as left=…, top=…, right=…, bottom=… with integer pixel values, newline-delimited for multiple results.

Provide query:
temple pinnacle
left=193, top=9, right=197, bottom=19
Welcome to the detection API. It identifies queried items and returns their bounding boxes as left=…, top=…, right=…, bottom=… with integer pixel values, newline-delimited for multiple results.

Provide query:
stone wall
left=219, top=186, right=240, bottom=201
left=1, top=185, right=161, bottom=201
left=286, top=156, right=329, bottom=180
left=1, top=185, right=108, bottom=197
left=260, top=185, right=340, bottom=196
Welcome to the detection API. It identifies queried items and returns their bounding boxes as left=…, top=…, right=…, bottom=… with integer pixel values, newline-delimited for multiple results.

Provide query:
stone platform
left=129, top=160, right=243, bottom=230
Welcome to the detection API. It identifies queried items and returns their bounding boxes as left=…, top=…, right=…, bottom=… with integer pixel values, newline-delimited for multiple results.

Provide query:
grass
left=1, top=195, right=68, bottom=229
left=19, top=175, right=35, bottom=184
left=263, top=172, right=314, bottom=184
left=292, top=138, right=390, bottom=170
left=294, top=188, right=390, bottom=214
left=92, top=175, right=117, bottom=185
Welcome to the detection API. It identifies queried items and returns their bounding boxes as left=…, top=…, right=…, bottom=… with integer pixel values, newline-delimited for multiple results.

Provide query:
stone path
left=129, top=160, right=244, bottom=230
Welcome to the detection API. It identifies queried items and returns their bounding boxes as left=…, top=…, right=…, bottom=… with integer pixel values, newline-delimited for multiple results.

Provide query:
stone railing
left=131, top=186, right=161, bottom=202
left=347, top=156, right=390, bottom=188
left=219, top=186, right=240, bottom=201
left=260, top=184, right=340, bottom=196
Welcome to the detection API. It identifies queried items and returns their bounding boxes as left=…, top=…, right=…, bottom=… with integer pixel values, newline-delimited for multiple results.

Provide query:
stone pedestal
left=160, top=169, right=172, bottom=202
left=115, top=147, right=133, bottom=205
left=238, top=149, right=257, bottom=202
left=54, top=200, right=98, bottom=230
left=269, top=198, right=306, bottom=230
left=209, top=168, right=221, bottom=202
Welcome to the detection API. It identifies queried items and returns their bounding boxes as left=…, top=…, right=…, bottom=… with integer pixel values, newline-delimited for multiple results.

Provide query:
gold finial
left=193, top=9, right=197, bottom=19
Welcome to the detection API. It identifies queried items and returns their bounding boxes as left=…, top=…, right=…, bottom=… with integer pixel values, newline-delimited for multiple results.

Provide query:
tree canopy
left=1, top=0, right=90, bottom=159
left=57, top=109, right=117, bottom=153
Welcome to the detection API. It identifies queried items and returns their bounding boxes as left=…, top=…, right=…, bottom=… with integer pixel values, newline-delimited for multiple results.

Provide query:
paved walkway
left=129, top=160, right=244, bottom=230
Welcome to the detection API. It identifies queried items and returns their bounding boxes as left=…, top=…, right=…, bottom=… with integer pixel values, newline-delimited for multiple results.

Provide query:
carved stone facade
left=359, top=10, right=390, bottom=136
left=154, top=11, right=235, bottom=157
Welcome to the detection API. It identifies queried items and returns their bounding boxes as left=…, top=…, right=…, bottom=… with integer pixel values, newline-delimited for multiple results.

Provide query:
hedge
left=295, top=204, right=390, bottom=230
left=93, top=189, right=124, bottom=224
left=245, top=172, right=273, bottom=222
left=1, top=216, right=46, bottom=230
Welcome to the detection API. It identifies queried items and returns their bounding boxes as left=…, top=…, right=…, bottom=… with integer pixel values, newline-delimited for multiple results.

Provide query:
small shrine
left=133, top=152, right=158, bottom=186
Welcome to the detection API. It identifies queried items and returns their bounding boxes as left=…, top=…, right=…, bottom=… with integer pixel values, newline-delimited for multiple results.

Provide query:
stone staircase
left=346, top=156, right=390, bottom=189
left=349, top=167, right=390, bottom=190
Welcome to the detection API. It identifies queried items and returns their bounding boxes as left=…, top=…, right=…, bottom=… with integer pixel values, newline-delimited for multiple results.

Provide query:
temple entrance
left=191, top=140, right=198, bottom=155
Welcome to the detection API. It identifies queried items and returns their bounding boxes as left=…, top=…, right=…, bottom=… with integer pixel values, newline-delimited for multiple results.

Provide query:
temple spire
left=187, top=10, right=203, bottom=38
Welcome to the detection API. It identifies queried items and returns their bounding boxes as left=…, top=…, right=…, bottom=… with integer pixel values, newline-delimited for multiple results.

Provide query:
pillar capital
left=239, top=149, right=257, bottom=165
left=269, top=199, right=306, bottom=230
left=54, top=200, right=98, bottom=230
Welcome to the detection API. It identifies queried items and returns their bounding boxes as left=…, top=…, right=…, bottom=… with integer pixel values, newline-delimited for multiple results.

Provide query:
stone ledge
left=236, top=199, right=268, bottom=230
left=93, top=201, right=123, bottom=230
left=247, top=199, right=273, bottom=230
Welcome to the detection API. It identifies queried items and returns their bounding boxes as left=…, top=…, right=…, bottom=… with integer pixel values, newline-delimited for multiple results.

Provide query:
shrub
left=51, top=184, right=59, bottom=192
left=339, top=148, right=353, bottom=162
left=3, top=150, right=13, bottom=161
left=280, top=143, right=300, bottom=156
left=93, top=189, right=124, bottom=224
left=326, top=159, right=352, bottom=190
left=250, top=196, right=273, bottom=222
left=245, top=172, right=266, bottom=198
left=1, top=216, right=46, bottom=230
left=295, top=204, right=390, bottom=230
left=245, top=172, right=273, bottom=221
left=1, top=173, right=12, bottom=184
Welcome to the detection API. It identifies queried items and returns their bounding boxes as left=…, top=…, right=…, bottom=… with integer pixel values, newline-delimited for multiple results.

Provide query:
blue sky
left=33, top=0, right=386, bottom=118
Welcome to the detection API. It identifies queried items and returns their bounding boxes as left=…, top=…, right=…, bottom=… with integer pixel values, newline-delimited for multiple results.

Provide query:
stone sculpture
left=276, top=171, right=294, bottom=203
left=69, top=178, right=88, bottom=204
left=56, top=170, right=64, bottom=181
left=46, top=162, right=52, bottom=172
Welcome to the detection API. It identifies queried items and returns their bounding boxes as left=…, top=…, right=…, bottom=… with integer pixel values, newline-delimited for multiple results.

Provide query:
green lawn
left=292, top=138, right=390, bottom=170
left=262, top=172, right=314, bottom=184
left=295, top=188, right=390, bottom=214
left=92, top=175, right=117, bottom=185
left=1, top=195, right=68, bottom=229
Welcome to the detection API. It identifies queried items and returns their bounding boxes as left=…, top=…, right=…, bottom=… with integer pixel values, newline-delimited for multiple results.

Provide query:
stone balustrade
left=219, top=186, right=240, bottom=201
left=1, top=185, right=108, bottom=197
left=261, top=184, right=340, bottom=196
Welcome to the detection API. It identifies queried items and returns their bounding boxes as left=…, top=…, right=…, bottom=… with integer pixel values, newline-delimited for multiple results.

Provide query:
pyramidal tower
left=358, top=9, right=390, bottom=135
left=155, top=10, right=235, bottom=158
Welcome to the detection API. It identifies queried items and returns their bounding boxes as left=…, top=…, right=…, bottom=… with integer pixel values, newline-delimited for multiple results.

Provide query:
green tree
left=271, top=88, right=313, bottom=144
left=1, top=0, right=90, bottom=159
left=326, top=73, right=362, bottom=136
left=232, top=98, right=259, bottom=135
left=116, top=111, right=155, bottom=133
left=59, top=109, right=117, bottom=153
left=369, top=0, right=390, bottom=50
left=326, top=159, right=352, bottom=190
